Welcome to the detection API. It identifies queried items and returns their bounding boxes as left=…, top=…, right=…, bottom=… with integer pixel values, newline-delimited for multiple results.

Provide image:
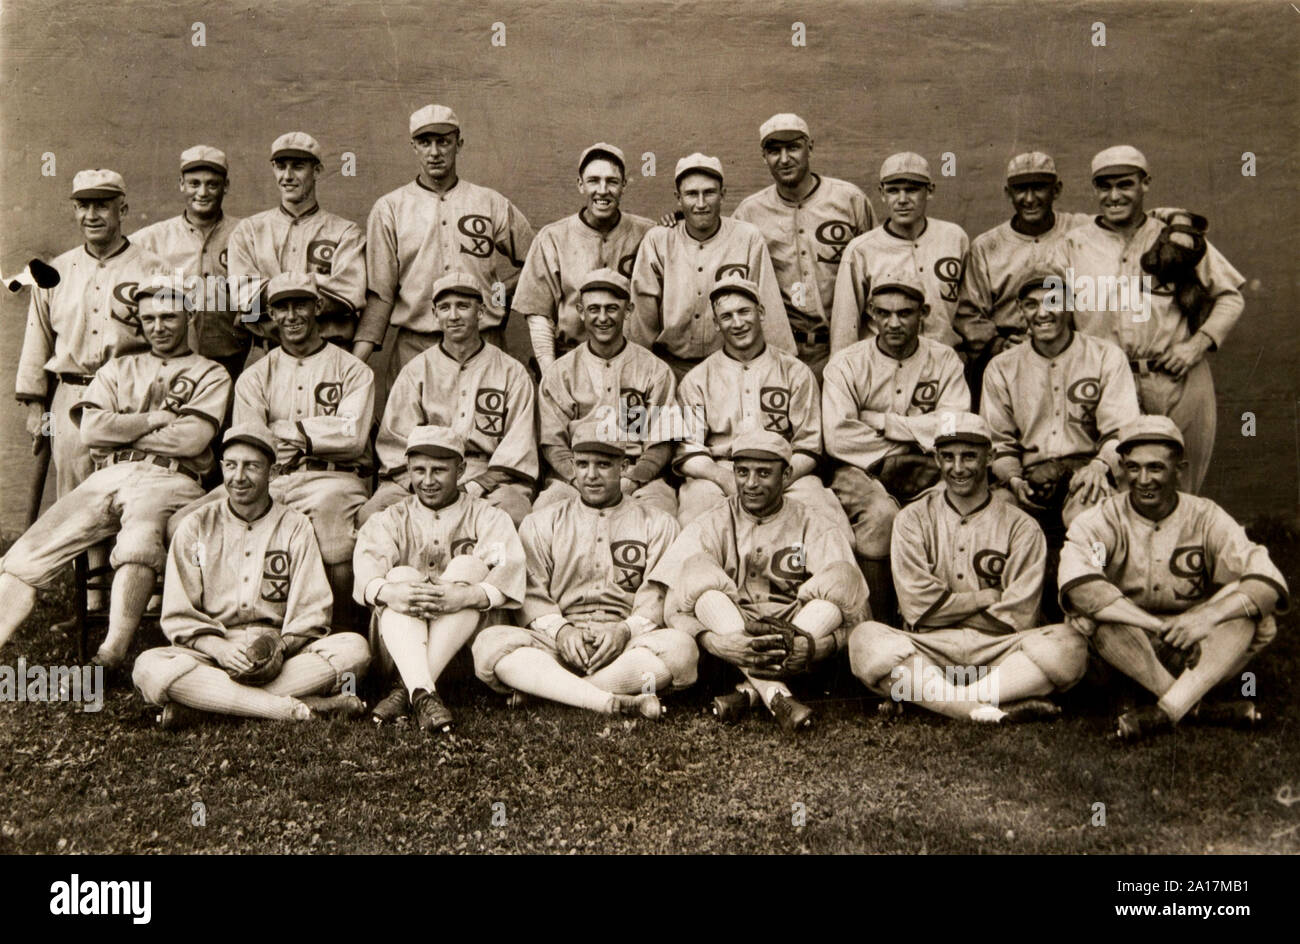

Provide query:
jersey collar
left=278, top=202, right=320, bottom=220
left=1029, top=329, right=1075, bottom=360
left=883, top=218, right=929, bottom=241
left=943, top=488, right=992, bottom=518
left=874, top=334, right=919, bottom=363
left=775, top=173, right=823, bottom=207
left=583, top=336, right=629, bottom=362
left=83, top=237, right=131, bottom=261
left=578, top=207, right=622, bottom=233
left=1127, top=490, right=1181, bottom=524
left=415, top=175, right=462, bottom=196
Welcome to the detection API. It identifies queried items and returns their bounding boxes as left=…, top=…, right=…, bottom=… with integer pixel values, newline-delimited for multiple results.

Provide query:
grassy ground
left=1, top=524, right=1298, bottom=855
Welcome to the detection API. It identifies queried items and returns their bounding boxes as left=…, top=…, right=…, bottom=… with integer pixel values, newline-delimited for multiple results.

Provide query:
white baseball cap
left=879, top=152, right=931, bottom=184
left=579, top=142, right=626, bottom=175
left=271, top=132, right=322, bottom=163
left=934, top=412, right=993, bottom=448
left=759, top=113, right=810, bottom=144
left=674, top=153, right=724, bottom=185
left=1091, top=145, right=1148, bottom=180
left=71, top=169, right=126, bottom=199
left=267, top=272, right=319, bottom=305
left=870, top=270, right=926, bottom=304
left=1005, top=151, right=1057, bottom=183
left=180, top=145, right=228, bottom=176
left=410, top=104, right=460, bottom=137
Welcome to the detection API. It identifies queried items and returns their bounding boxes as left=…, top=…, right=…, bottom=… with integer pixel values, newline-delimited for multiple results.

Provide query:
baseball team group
left=0, top=104, right=1287, bottom=741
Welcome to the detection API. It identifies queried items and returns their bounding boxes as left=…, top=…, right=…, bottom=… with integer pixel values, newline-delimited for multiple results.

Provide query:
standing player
left=354, top=425, right=526, bottom=732
left=536, top=268, right=678, bottom=515
left=734, top=113, right=875, bottom=379
left=473, top=420, right=695, bottom=718
left=830, top=152, right=968, bottom=353
left=0, top=281, right=229, bottom=667
left=1059, top=146, right=1245, bottom=494
left=354, top=105, right=534, bottom=379
left=361, top=273, right=536, bottom=526
left=515, top=143, right=654, bottom=373
left=133, top=423, right=371, bottom=728
left=628, top=153, right=795, bottom=379
left=822, top=271, right=970, bottom=616
left=132, top=146, right=247, bottom=382
left=848, top=414, right=1088, bottom=723
left=226, top=133, right=366, bottom=353
left=648, top=430, right=868, bottom=735
left=955, top=152, right=1092, bottom=405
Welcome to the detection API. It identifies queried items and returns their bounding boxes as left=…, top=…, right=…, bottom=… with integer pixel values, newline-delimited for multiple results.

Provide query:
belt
left=793, top=328, right=829, bottom=346
left=1129, top=358, right=1173, bottom=376
left=109, top=450, right=202, bottom=483
left=58, top=372, right=94, bottom=386
left=273, top=458, right=364, bottom=476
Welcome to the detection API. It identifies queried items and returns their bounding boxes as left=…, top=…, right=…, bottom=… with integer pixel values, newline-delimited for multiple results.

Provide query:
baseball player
left=830, top=152, right=969, bottom=353
left=821, top=271, right=970, bottom=617
left=226, top=132, right=366, bottom=355
left=360, top=273, right=537, bottom=527
left=954, top=152, right=1092, bottom=405
left=354, top=105, right=534, bottom=381
left=473, top=420, right=695, bottom=718
left=354, top=425, right=526, bottom=732
left=0, top=280, right=230, bottom=667
left=132, top=146, right=247, bottom=382
left=675, top=274, right=850, bottom=531
left=628, top=153, right=796, bottom=380
left=1059, top=416, right=1289, bottom=741
left=169, top=272, right=374, bottom=627
left=733, top=113, right=876, bottom=379
left=132, top=423, right=371, bottom=728
left=1059, top=146, right=1245, bottom=494
left=535, top=267, right=677, bottom=516
left=848, top=413, right=1088, bottom=723
left=515, top=143, right=654, bottom=373
left=648, top=429, right=868, bottom=734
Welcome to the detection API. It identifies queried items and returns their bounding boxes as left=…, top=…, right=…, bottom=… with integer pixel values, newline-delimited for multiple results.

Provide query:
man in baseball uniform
left=822, top=270, right=970, bottom=617
left=675, top=274, right=849, bottom=531
left=354, top=105, right=534, bottom=382
left=848, top=414, right=1087, bottom=723
left=955, top=152, right=1092, bottom=405
left=473, top=420, right=695, bottom=718
left=649, top=429, right=868, bottom=734
left=360, top=273, right=536, bottom=527
left=354, top=425, right=526, bottom=732
left=226, top=132, right=366, bottom=355
left=16, top=169, right=168, bottom=498
left=734, top=113, right=875, bottom=380
left=1059, top=146, right=1245, bottom=494
left=132, top=146, right=247, bottom=383
left=1059, top=416, right=1288, bottom=740
left=0, top=279, right=229, bottom=667
left=133, top=423, right=371, bottom=728
left=830, top=152, right=969, bottom=353
left=535, top=267, right=677, bottom=516
left=628, top=153, right=796, bottom=380
left=515, top=143, right=654, bottom=373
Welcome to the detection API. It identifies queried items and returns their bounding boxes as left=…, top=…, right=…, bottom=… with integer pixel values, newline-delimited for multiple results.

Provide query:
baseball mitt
left=745, top=616, right=817, bottom=679
left=229, top=630, right=285, bottom=686
left=1024, top=458, right=1068, bottom=508
left=1140, top=211, right=1212, bottom=332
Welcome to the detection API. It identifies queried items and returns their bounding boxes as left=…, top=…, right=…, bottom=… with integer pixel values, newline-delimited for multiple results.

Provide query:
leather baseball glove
left=745, top=616, right=817, bottom=680
left=229, top=629, right=285, bottom=686
left=1024, top=458, right=1069, bottom=508
left=1141, top=211, right=1212, bottom=333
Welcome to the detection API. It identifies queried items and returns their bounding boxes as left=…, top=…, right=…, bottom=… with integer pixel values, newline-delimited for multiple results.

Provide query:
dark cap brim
left=181, top=161, right=228, bottom=175
left=572, top=441, right=626, bottom=457
left=268, top=290, right=317, bottom=305
left=934, top=434, right=992, bottom=447
left=870, top=283, right=925, bottom=304
left=1007, top=172, right=1057, bottom=184
left=432, top=286, right=482, bottom=305
left=580, top=280, right=630, bottom=299
left=271, top=149, right=320, bottom=163
left=731, top=449, right=788, bottom=462
left=71, top=188, right=124, bottom=200
left=406, top=444, right=463, bottom=460
left=223, top=435, right=276, bottom=461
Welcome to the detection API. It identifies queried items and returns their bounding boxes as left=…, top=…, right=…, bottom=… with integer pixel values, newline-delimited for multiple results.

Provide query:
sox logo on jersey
left=306, top=240, right=337, bottom=275
left=262, top=550, right=291, bottom=603
left=715, top=263, right=750, bottom=281
left=911, top=380, right=940, bottom=412
left=163, top=376, right=198, bottom=412
left=1170, top=546, right=1210, bottom=601
left=815, top=220, right=855, bottom=266
left=110, top=281, right=143, bottom=335
left=759, top=386, right=793, bottom=436
left=1067, top=377, right=1102, bottom=440
left=474, top=388, right=507, bottom=437
left=973, top=549, right=1008, bottom=589
left=611, top=540, right=648, bottom=591
left=934, top=257, right=963, bottom=302
left=314, top=381, right=343, bottom=416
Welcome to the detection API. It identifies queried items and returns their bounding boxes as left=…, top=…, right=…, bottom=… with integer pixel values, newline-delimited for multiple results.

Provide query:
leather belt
left=1129, top=358, right=1173, bottom=376
left=58, top=373, right=94, bottom=386
left=109, top=450, right=202, bottom=483
left=273, top=458, right=363, bottom=476
left=793, top=328, right=829, bottom=346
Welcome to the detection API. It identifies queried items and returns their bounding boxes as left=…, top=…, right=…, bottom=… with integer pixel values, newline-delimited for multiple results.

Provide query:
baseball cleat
left=412, top=688, right=454, bottom=734
left=157, top=702, right=204, bottom=732
left=613, top=692, right=663, bottom=720
left=506, top=691, right=535, bottom=710
left=876, top=699, right=906, bottom=720
left=1116, top=704, right=1173, bottom=741
left=771, top=692, right=814, bottom=735
left=370, top=684, right=410, bottom=726
left=1193, top=699, right=1262, bottom=729
left=298, top=693, right=367, bottom=720
left=996, top=698, right=1062, bottom=724
left=712, top=690, right=755, bottom=723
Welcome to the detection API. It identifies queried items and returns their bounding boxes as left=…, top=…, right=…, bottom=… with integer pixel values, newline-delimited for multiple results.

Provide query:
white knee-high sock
left=380, top=611, right=435, bottom=695
left=585, top=648, right=672, bottom=694
left=953, top=652, right=1053, bottom=706
left=793, top=600, right=841, bottom=638
left=1158, top=620, right=1255, bottom=722
left=99, top=563, right=156, bottom=663
left=1094, top=623, right=1177, bottom=697
left=494, top=648, right=615, bottom=712
left=262, top=650, right=340, bottom=697
left=424, top=609, right=481, bottom=686
left=0, top=574, right=38, bottom=651
left=166, top=665, right=307, bottom=720
left=695, top=590, right=745, bottom=635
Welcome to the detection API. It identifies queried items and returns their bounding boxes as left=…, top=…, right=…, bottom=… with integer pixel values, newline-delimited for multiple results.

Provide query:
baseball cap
left=1091, top=145, right=1148, bottom=180
left=405, top=425, right=466, bottom=460
left=709, top=272, right=761, bottom=307
left=223, top=423, right=277, bottom=462
left=869, top=270, right=926, bottom=304
left=180, top=145, right=228, bottom=176
left=410, top=104, right=460, bottom=138
left=1016, top=270, right=1067, bottom=300
left=879, top=152, right=931, bottom=184
left=71, top=169, right=126, bottom=200
left=579, top=267, right=631, bottom=299
left=731, top=429, right=792, bottom=464
left=579, top=142, right=626, bottom=176
left=934, top=412, right=992, bottom=448
left=135, top=274, right=190, bottom=314
left=674, top=153, right=724, bottom=186
left=266, top=272, right=318, bottom=305
left=759, top=113, right=810, bottom=144
left=270, top=132, right=322, bottom=163
left=1116, top=415, right=1184, bottom=455
left=1006, top=151, right=1057, bottom=184
left=570, top=419, right=626, bottom=458
left=431, top=272, right=483, bottom=305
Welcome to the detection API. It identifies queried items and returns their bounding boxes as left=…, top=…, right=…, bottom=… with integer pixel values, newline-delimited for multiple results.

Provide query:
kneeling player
left=474, top=421, right=696, bottom=717
left=133, top=424, right=372, bottom=727
left=649, top=430, right=868, bottom=735
left=848, top=413, right=1088, bottom=722
left=1059, top=416, right=1288, bottom=740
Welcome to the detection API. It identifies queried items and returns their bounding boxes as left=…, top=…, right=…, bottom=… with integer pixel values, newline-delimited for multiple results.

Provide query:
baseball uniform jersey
left=822, top=336, right=970, bottom=472
left=628, top=217, right=796, bottom=362
left=830, top=219, right=969, bottom=351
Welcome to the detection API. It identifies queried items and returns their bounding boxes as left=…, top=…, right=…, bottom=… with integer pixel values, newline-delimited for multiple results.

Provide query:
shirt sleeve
left=232, top=361, right=269, bottom=427
left=954, top=241, right=994, bottom=342
left=318, top=220, right=367, bottom=314
left=880, top=351, right=971, bottom=449
left=16, top=284, right=56, bottom=401
left=629, top=511, right=682, bottom=630
left=753, top=238, right=797, bottom=353
left=300, top=359, right=375, bottom=460
left=1058, top=506, right=1125, bottom=612
left=374, top=367, right=423, bottom=480
left=1193, top=240, right=1246, bottom=349
left=673, top=370, right=711, bottom=468
left=1093, top=344, right=1142, bottom=471
left=279, top=515, right=333, bottom=643
left=493, top=200, right=534, bottom=293
left=980, top=357, right=1025, bottom=481
left=627, top=232, right=664, bottom=349
left=225, top=220, right=267, bottom=317
left=475, top=504, right=528, bottom=607
left=830, top=241, right=868, bottom=354
left=519, top=513, right=563, bottom=627
left=160, top=519, right=228, bottom=644
left=1204, top=504, right=1290, bottom=611
left=512, top=230, right=561, bottom=320
left=352, top=512, right=403, bottom=607
left=488, top=365, right=539, bottom=483
left=821, top=354, right=884, bottom=467
left=787, top=362, right=822, bottom=459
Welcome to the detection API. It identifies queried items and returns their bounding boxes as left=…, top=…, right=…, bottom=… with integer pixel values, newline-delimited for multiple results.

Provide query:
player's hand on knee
left=378, top=580, right=440, bottom=618
left=704, top=628, right=785, bottom=672
left=1162, top=612, right=1214, bottom=651
left=203, top=637, right=255, bottom=675
left=557, top=623, right=591, bottom=672
left=585, top=622, right=631, bottom=673
left=1009, top=477, right=1047, bottom=510
left=1070, top=461, right=1112, bottom=505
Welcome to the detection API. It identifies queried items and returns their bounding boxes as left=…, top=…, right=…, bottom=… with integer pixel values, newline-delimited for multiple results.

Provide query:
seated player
left=821, top=270, right=969, bottom=616
left=1059, top=416, right=1289, bottom=741
left=473, top=420, right=696, bottom=717
left=535, top=268, right=677, bottom=516
left=0, top=280, right=230, bottom=668
left=848, top=413, right=1088, bottom=723
left=648, top=430, right=868, bottom=735
left=353, top=425, right=526, bottom=733
left=360, top=272, right=536, bottom=527
left=133, top=424, right=372, bottom=728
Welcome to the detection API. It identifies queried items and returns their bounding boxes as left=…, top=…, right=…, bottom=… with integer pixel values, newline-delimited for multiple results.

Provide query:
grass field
left=2, top=524, right=1298, bottom=855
